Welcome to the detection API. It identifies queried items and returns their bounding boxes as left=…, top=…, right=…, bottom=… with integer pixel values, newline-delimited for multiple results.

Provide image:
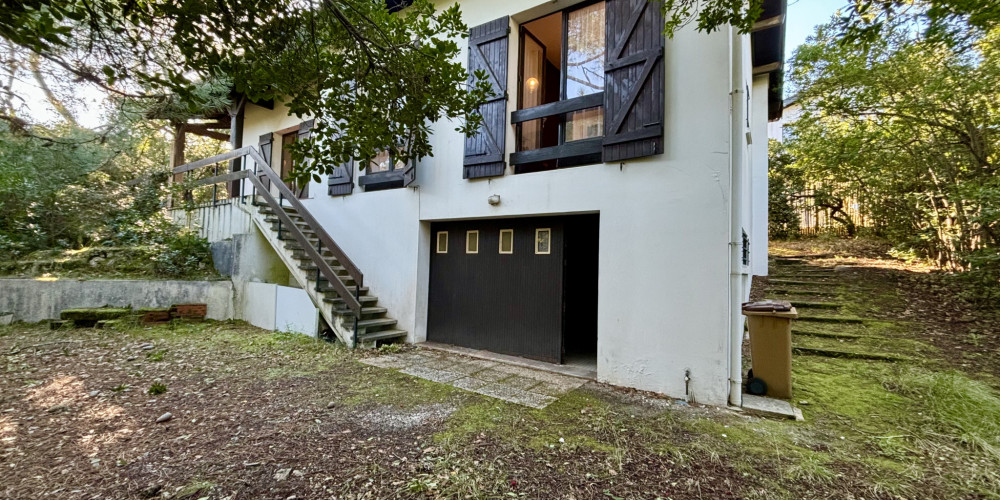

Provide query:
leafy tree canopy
left=782, top=15, right=1000, bottom=299
left=2, top=0, right=1000, bottom=184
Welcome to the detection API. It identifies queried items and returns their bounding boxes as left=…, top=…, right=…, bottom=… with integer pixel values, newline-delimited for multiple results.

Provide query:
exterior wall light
left=488, top=194, right=501, bottom=206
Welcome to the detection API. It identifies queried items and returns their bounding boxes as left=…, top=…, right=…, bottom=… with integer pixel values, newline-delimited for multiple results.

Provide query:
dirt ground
left=1, top=238, right=998, bottom=499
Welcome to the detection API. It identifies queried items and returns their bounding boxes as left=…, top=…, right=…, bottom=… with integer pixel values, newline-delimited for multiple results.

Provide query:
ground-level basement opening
left=427, top=213, right=598, bottom=371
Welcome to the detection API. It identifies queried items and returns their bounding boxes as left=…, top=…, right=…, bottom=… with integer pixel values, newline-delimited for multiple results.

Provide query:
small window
left=535, top=228, right=551, bottom=255
left=436, top=231, right=448, bottom=253
left=499, top=229, right=514, bottom=254
left=466, top=230, right=479, bottom=254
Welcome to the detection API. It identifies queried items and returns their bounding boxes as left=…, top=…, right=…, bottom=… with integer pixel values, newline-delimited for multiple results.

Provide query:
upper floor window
left=359, top=149, right=409, bottom=191
left=462, top=5, right=665, bottom=180
left=512, top=2, right=606, bottom=174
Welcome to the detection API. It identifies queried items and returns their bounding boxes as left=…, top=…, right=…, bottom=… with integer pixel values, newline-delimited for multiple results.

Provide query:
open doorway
left=562, top=214, right=599, bottom=371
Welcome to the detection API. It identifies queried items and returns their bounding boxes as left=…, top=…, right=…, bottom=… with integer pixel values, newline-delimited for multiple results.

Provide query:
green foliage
left=151, top=230, right=212, bottom=277
left=785, top=18, right=1000, bottom=299
left=0, top=113, right=215, bottom=278
left=767, top=139, right=803, bottom=239
left=147, top=382, right=167, bottom=395
left=2, top=0, right=492, bottom=185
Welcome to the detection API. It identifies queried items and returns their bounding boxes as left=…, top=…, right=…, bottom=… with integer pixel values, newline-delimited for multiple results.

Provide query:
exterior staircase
left=250, top=201, right=407, bottom=348
left=172, top=146, right=406, bottom=348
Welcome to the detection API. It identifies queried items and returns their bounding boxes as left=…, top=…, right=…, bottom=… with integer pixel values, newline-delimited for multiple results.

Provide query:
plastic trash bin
left=742, top=300, right=798, bottom=399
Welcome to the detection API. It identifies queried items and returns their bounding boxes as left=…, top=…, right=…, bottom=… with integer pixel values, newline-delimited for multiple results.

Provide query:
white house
left=171, top=0, right=786, bottom=408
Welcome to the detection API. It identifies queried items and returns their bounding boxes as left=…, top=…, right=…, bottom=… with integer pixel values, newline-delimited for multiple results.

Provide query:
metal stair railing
left=172, top=147, right=364, bottom=318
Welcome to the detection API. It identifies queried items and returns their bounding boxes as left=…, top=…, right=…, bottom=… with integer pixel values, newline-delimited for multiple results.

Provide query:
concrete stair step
left=357, top=317, right=397, bottom=330
left=263, top=217, right=308, bottom=226
left=324, top=295, right=378, bottom=306
left=768, top=288, right=838, bottom=296
left=773, top=273, right=836, bottom=279
left=789, top=301, right=843, bottom=310
left=792, top=328, right=865, bottom=339
left=792, top=346, right=908, bottom=362
left=769, top=279, right=836, bottom=287
left=796, top=315, right=864, bottom=324
left=358, top=329, right=407, bottom=344
left=259, top=205, right=298, bottom=213
left=298, top=263, right=348, bottom=274
left=318, top=284, right=366, bottom=295
left=337, top=306, right=387, bottom=317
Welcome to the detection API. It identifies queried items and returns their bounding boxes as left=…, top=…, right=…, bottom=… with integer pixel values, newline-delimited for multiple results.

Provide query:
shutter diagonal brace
left=609, top=0, right=648, bottom=60
left=605, top=52, right=662, bottom=136
left=603, top=0, right=665, bottom=160
left=469, top=35, right=507, bottom=163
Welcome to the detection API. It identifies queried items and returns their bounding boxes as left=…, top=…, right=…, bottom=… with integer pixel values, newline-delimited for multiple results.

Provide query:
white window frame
left=466, top=230, right=479, bottom=254
left=535, top=228, right=551, bottom=255
left=499, top=229, right=514, bottom=254
left=436, top=231, right=448, bottom=253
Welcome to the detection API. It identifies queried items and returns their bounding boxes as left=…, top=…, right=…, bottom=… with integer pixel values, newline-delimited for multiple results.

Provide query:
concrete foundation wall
left=0, top=279, right=234, bottom=323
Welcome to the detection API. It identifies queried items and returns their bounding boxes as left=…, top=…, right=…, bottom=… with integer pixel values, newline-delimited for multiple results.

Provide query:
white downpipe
left=728, top=32, right=744, bottom=408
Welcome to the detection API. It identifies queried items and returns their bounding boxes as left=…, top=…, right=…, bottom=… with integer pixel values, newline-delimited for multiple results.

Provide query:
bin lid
left=743, top=300, right=792, bottom=312
left=742, top=300, right=798, bottom=318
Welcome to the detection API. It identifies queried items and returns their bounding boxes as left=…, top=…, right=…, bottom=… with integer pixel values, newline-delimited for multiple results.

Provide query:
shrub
left=152, top=230, right=213, bottom=277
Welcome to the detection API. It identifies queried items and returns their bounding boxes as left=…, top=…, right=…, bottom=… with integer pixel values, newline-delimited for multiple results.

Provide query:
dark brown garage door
left=427, top=214, right=598, bottom=364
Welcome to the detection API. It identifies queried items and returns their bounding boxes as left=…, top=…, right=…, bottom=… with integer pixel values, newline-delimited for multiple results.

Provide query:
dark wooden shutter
left=603, top=0, right=664, bottom=162
left=402, top=160, right=416, bottom=187
left=327, top=157, right=354, bottom=196
left=258, top=132, right=274, bottom=192
left=463, top=16, right=509, bottom=179
left=294, top=119, right=314, bottom=198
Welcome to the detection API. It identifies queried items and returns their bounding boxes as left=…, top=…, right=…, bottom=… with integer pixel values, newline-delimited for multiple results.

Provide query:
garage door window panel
left=499, top=229, right=514, bottom=254
left=437, top=231, right=449, bottom=253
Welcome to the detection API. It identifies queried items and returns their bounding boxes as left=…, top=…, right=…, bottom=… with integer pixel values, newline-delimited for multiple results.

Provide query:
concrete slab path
left=361, top=349, right=587, bottom=409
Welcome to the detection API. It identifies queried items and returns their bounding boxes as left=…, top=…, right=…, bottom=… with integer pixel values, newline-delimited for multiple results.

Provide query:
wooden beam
left=181, top=123, right=230, bottom=141
left=752, top=14, right=784, bottom=32
left=274, top=123, right=301, bottom=136
left=753, top=61, right=781, bottom=75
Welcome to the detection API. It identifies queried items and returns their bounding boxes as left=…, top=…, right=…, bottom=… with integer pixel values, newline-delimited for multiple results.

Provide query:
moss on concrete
left=60, top=307, right=133, bottom=322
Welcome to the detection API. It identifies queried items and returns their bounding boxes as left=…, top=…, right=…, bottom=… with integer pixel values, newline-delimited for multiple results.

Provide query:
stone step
left=792, top=346, right=908, bottom=362
left=796, top=315, right=865, bottom=324
left=323, top=295, right=378, bottom=306
left=318, top=283, right=366, bottom=295
left=792, top=328, right=865, bottom=339
left=290, top=249, right=337, bottom=260
left=769, top=279, right=836, bottom=287
left=337, top=306, right=387, bottom=317
left=298, top=263, right=348, bottom=274
left=357, top=317, right=397, bottom=330
left=768, top=288, right=838, bottom=296
left=263, top=217, right=307, bottom=226
left=259, top=205, right=299, bottom=213
left=772, top=273, right=836, bottom=279
left=789, top=301, right=843, bottom=310
left=271, top=224, right=315, bottom=236
left=358, top=328, right=407, bottom=344
left=313, top=274, right=357, bottom=286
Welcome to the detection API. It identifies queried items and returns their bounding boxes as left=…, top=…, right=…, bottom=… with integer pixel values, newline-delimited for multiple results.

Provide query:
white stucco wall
left=275, top=285, right=319, bottom=335
left=751, top=75, right=770, bottom=277
left=240, top=281, right=278, bottom=330
left=234, top=0, right=774, bottom=406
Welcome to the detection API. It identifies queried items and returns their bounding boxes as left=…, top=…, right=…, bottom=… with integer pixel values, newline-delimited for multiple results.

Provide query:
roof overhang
left=751, top=0, right=787, bottom=121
